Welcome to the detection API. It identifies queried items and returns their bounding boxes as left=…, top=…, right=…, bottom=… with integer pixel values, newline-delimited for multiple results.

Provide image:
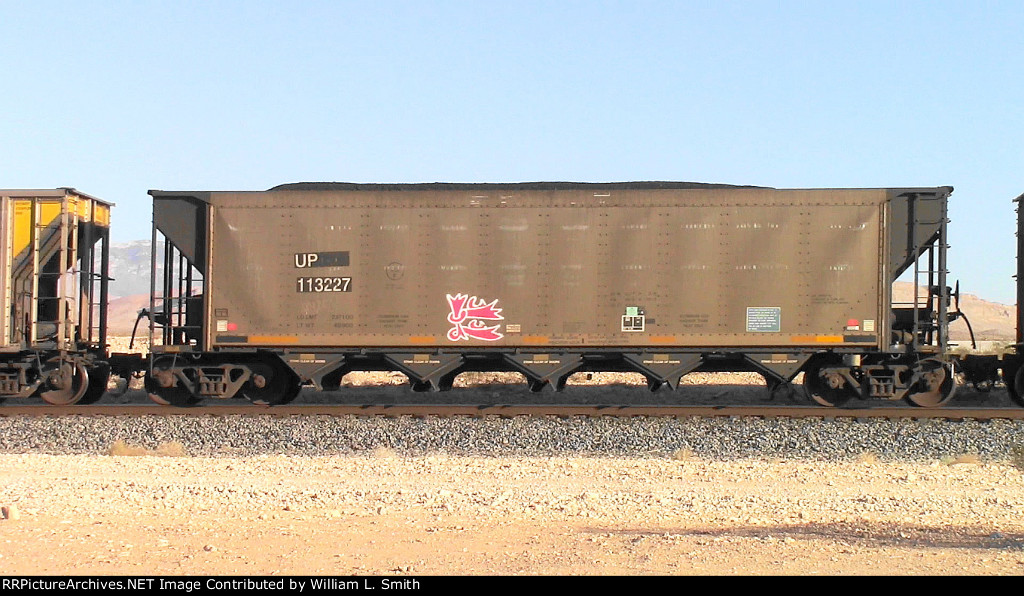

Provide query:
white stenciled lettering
left=296, top=277, right=352, bottom=293
left=294, top=253, right=319, bottom=268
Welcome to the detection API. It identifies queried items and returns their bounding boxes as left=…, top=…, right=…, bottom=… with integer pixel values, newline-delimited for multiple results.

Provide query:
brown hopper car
left=142, top=182, right=971, bottom=407
left=5, top=182, right=1018, bottom=408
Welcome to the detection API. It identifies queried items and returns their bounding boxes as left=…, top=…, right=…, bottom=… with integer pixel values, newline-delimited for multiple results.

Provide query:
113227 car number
left=296, top=277, right=352, bottom=293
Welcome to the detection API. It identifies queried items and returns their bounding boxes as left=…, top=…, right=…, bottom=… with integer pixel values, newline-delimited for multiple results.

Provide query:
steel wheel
left=238, top=361, right=301, bottom=406
left=40, top=363, right=89, bottom=405
left=803, top=358, right=857, bottom=407
left=906, top=358, right=957, bottom=408
left=146, top=382, right=198, bottom=407
left=145, top=359, right=200, bottom=407
left=1010, top=365, right=1024, bottom=407
left=77, top=362, right=111, bottom=405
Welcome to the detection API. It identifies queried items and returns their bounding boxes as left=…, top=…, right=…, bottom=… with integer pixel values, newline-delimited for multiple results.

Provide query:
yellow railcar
left=0, top=188, right=112, bottom=403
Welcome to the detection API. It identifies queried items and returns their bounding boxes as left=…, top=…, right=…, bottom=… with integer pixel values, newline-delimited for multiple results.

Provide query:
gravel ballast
left=0, top=414, right=1022, bottom=461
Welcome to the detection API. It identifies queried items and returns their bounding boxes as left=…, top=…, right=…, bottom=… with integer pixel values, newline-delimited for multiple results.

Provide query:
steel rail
left=0, top=404, right=1022, bottom=420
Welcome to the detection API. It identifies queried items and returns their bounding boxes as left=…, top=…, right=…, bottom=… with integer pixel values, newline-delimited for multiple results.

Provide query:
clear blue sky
left=2, top=1, right=1022, bottom=302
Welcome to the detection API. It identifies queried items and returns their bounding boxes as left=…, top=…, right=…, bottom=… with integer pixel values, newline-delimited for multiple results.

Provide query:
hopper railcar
left=141, top=182, right=970, bottom=408
left=0, top=188, right=115, bottom=404
left=993, top=191, right=1024, bottom=405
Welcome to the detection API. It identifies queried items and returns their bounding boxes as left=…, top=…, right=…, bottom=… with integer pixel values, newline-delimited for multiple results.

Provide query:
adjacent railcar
left=144, top=182, right=958, bottom=407
left=990, top=191, right=1024, bottom=405
left=0, top=188, right=113, bottom=404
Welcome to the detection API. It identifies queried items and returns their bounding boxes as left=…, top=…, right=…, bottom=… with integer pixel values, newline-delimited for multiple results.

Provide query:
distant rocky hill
left=107, top=241, right=159, bottom=335
left=892, top=282, right=1015, bottom=341
left=109, top=240, right=155, bottom=299
left=104, top=243, right=1017, bottom=340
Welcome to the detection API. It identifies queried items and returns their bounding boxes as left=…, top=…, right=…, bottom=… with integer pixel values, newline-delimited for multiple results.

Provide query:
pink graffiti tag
left=446, top=293, right=504, bottom=341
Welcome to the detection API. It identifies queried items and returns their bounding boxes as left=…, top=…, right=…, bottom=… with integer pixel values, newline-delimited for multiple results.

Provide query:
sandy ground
left=1, top=451, right=1024, bottom=576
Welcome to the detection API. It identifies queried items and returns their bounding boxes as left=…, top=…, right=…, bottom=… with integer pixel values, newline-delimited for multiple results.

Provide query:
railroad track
left=0, top=403, right=1022, bottom=420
